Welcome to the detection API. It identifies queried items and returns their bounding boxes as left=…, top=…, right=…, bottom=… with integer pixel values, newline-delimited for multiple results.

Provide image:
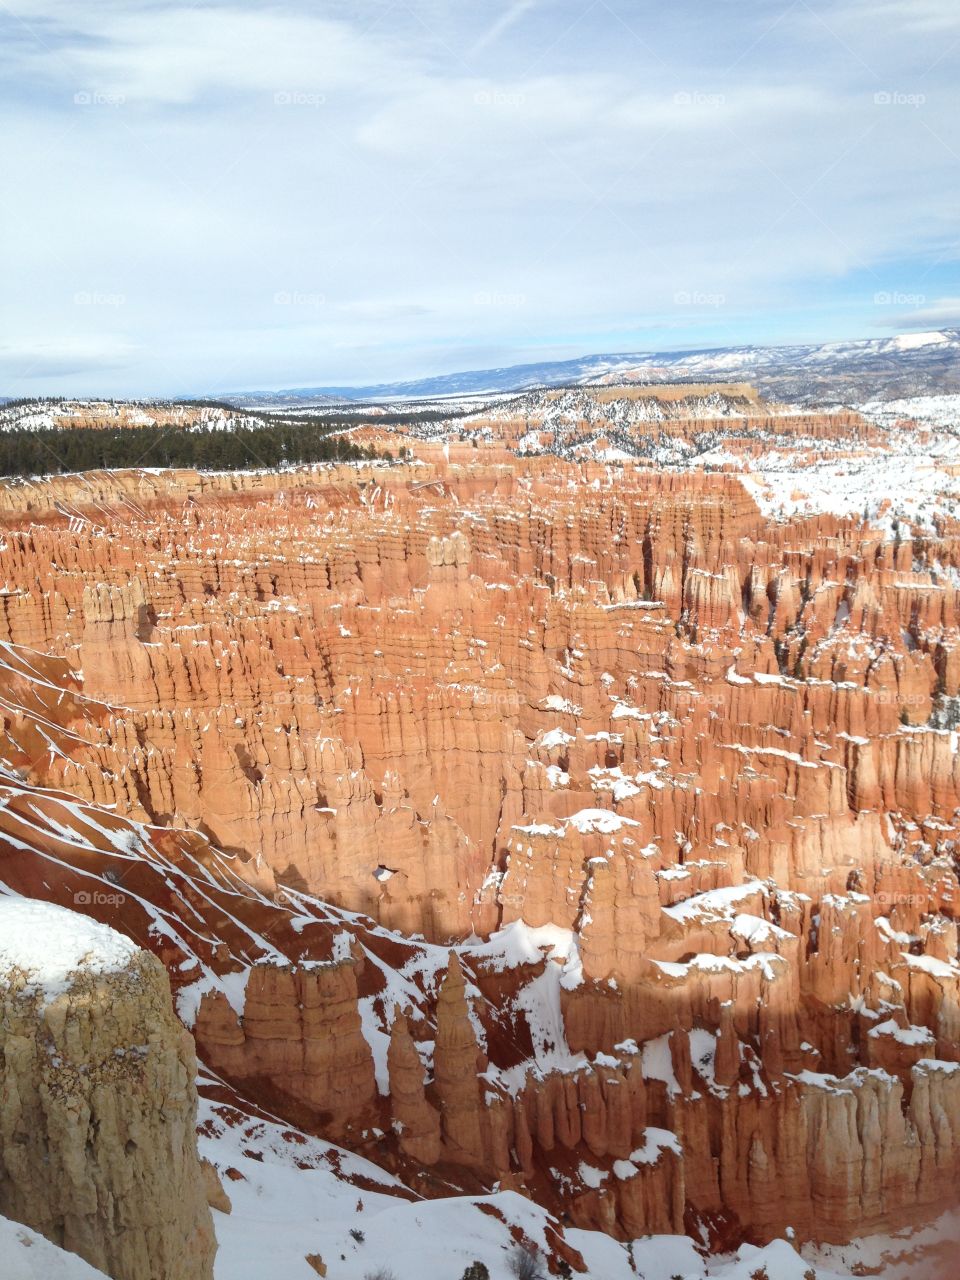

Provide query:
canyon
left=2, top=385, right=960, bottom=1277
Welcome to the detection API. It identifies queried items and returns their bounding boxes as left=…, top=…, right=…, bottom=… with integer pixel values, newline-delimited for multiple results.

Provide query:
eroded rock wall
left=0, top=912, right=216, bottom=1280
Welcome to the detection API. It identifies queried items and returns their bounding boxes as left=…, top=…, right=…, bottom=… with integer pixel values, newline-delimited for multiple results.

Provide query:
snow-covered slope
left=858, top=391, right=960, bottom=429
left=199, top=1075, right=960, bottom=1280
left=230, top=329, right=960, bottom=404
left=0, top=400, right=259, bottom=434
left=706, top=390, right=960, bottom=531
left=1, top=1216, right=109, bottom=1280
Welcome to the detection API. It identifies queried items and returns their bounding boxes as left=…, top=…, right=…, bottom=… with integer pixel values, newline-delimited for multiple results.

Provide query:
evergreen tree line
left=0, top=422, right=379, bottom=478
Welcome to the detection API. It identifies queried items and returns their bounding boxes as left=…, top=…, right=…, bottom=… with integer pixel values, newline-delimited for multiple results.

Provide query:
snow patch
left=0, top=897, right=139, bottom=1005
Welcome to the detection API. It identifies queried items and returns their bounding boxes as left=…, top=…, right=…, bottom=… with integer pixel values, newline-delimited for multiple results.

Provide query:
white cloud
left=3, top=5, right=413, bottom=104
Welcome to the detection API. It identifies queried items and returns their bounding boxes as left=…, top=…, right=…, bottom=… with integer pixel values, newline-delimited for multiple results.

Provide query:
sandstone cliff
left=0, top=897, right=216, bottom=1280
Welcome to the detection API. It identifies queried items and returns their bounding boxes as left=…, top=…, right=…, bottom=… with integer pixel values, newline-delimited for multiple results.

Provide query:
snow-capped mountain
left=225, top=329, right=960, bottom=406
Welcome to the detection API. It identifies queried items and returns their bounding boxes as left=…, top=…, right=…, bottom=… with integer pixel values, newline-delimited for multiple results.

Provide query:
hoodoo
left=2, top=382, right=960, bottom=1276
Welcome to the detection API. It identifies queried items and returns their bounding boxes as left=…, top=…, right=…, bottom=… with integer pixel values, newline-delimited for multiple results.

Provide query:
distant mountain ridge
left=222, top=328, right=960, bottom=407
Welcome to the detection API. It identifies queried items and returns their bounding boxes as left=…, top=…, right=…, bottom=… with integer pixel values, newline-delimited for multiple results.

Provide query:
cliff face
left=0, top=898, right=216, bottom=1280
left=6, top=460, right=955, bottom=944
left=0, top=433, right=960, bottom=1255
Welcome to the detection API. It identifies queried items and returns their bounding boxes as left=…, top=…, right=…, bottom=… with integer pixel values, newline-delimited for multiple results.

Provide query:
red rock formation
left=197, top=958, right=378, bottom=1137
left=0, top=427, right=959, bottom=1253
left=387, top=1009, right=442, bottom=1163
left=433, top=953, right=487, bottom=1165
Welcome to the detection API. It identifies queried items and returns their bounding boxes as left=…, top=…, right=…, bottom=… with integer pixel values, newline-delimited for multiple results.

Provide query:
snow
left=465, top=919, right=579, bottom=974
left=480, top=926, right=586, bottom=1088
left=0, top=897, right=139, bottom=1005
left=540, top=694, right=582, bottom=715
left=738, top=408, right=960, bottom=532
left=917, top=1058, right=960, bottom=1075
left=199, top=1083, right=631, bottom=1280
left=513, top=808, right=639, bottom=840
left=689, top=1026, right=723, bottom=1090
left=544, top=764, right=569, bottom=788
left=860, top=391, right=960, bottom=430
left=512, top=820, right=563, bottom=837
left=801, top=1210, right=960, bottom=1280
left=730, top=913, right=792, bottom=946
left=627, top=1127, right=683, bottom=1164
left=578, top=1161, right=606, bottom=1188
left=891, top=330, right=950, bottom=351
left=789, top=1069, right=852, bottom=1093
left=566, top=807, right=639, bottom=834
left=514, top=965, right=586, bottom=1075
left=589, top=763, right=649, bottom=800
left=903, top=952, right=960, bottom=980
left=652, top=951, right=785, bottom=981
left=641, top=1034, right=681, bottom=1097
left=868, top=1019, right=934, bottom=1047
left=611, top=700, right=646, bottom=720
left=358, top=993, right=392, bottom=1095
left=1, top=1215, right=108, bottom=1279
left=196, top=1064, right=960, bottom=1280
left=663, top=881, right=764, bottom=924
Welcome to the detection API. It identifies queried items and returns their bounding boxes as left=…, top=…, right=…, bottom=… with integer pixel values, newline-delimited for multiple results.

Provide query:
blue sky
left=0, top=0, right=958, bottom=395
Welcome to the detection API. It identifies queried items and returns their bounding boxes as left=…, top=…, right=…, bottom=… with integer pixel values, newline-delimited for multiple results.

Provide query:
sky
left=0, top=0, right=958, bottom=396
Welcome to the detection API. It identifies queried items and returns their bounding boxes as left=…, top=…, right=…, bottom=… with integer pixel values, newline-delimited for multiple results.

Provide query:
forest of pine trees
left=0, top=421, right=379, bottom=477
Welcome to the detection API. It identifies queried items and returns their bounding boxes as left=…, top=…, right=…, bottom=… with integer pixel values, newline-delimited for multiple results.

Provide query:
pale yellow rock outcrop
left=0, top=915, right=216, bottom=1280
